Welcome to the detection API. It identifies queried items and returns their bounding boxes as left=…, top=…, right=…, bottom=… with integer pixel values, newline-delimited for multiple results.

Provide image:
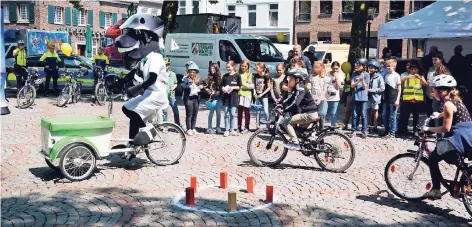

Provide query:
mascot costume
left=111, top=13, right=169, bottom=160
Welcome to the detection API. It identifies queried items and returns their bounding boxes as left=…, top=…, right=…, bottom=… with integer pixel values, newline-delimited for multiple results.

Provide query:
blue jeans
left=321, top=101, right=339, bottom=126
left=382, top=103, right=398, bottom=134
left=208, top=98, right=222, bottom=130
left=163, top=97, right=180, bottom=125
left=255, top=97, right=270, bottom=125
left=224, top=105, right=237, bottom=131
left=352, top=101, right=367, bottom=132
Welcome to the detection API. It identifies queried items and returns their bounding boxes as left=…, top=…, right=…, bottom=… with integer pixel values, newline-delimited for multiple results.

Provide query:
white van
left=164, top=33, right=285, bottom=80
left=303, top=43, right=350, bottom=65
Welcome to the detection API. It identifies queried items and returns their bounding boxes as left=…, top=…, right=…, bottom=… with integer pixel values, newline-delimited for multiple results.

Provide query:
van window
left=235, top=39, right=284, bottom=62
left=5, top=45, right=15, bottom=59
left=314, top=51, right=325, bottom=61
left=219, top=40, right=241, bottom=63
left=325, top=53, right=332, bottom=63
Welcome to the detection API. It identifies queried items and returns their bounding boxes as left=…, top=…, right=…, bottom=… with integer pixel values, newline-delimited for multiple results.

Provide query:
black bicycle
left=94, top=66, right=107, bottom=105
left=17, top=67, right=43, bottom=109
left=384, top=117, right=472, bottom=216
left=247, top=107, right=356, bottom=172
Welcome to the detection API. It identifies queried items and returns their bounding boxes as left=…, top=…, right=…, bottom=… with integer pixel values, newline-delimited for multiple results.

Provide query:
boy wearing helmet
left=111, top=13, right=168, bottom=160
left=422, top=74, right=472, bottom=200
left=367, top=60, right=385, bottom=134
left=280, top=69, right=318, bottom=150
left=350, top=58, right=370, bottom=138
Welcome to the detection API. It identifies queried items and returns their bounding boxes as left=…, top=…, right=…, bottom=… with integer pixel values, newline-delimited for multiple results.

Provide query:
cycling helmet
left=164, top=57, right=171, bottom=65
left=34, top=78, right=43, bottom=86
left=187, top=63, right=199, bottom=73
left=430, top=74, right=457, bottom=88
left=287, top=68, right=307, bottom=81
left=368, top=60, right=380, bottom=69
left=356, top=58, right=368, bottom=66
left=18, top=40, right=25, bottom=45
left=185, top=61, right=195, bottom=67
left=119, top=13, right=164, bottom=38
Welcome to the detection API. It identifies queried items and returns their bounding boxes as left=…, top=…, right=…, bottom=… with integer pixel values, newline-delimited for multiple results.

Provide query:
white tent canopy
left=379, top=0, right=472, bottom=39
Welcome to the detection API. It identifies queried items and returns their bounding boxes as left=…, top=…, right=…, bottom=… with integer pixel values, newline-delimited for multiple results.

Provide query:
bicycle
left=57, top=68, right=85, bottom=107
left=247, top=107, right=356, bottom=172
left=384, top=117, right=472, bottom=216
left=17, top=67, right=43, bottom=109
left=94, top=66, right=107, bottom=105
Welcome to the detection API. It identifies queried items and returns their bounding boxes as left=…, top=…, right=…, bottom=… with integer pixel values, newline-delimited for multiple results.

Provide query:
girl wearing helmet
left=182, top=63, right=204, bottom=136
left=422, top=74, right=472, bottom=200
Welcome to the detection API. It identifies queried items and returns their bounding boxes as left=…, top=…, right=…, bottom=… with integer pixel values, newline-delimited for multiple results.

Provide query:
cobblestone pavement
left=1, top=97, right=472, bottom=226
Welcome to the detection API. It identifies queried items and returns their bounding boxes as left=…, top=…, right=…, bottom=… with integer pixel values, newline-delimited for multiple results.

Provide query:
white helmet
left=430, top=74, right=457, bottom=88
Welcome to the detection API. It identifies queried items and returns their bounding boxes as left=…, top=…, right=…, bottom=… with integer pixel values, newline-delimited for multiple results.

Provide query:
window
left=3, top=5, right=9, bottom=23
left=413, top=0, right=434, bottom=12
left=19, top=4, right=29, bottom=22
left=317, top=32, right=331, bottom=42
left=387, top=39, right=402, bottom=57
left=227, top=5, right=235, bottom=17
left=104, top=13, right=112, bottom=28
left=178, top=1, right=186, bottom=15
left=298, top=1, right=311, bottom=22
left=389, top=0, right=405, bottom=20
left=340, top=37, right=351, bottom=45
left=78, top=10, right=86, bottom=26
left=248, top=5, right=256, bottom=27
left=140, top=7, right=148, bottom=13
left=320, top=0, right=332, bottom=15
left=92, top=39, right=98, bottom=56
left=54, top=7, right=63, bottom=24
left=234, top=39, right=284, bottom=62
left=269, top=4, right=278, bottom=27
left=219, top=40, right=240, bottom=63
left=341, top=0, right=354, bottom=21
left=63, top=57, right=81, bottom=68
left=192, top=1, right=199, bottom=14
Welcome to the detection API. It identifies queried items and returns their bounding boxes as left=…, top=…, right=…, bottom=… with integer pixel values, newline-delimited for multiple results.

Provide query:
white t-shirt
left=140, top=52, right=168, bottom=92
left=385, top=71, right=401, bottom=88
left=324, top=72, right=341, bottom=101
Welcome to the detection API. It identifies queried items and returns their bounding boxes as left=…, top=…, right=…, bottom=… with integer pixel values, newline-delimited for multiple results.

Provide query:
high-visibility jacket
left=14, top=48, right=27, bottom=66
left=343, top=73, right=351, bottom=93
left=402, top=75, right=424, bottom=102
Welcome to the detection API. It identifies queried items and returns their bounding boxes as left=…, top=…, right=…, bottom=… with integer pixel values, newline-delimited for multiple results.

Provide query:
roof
left=379, top=0, right=472, bottom=39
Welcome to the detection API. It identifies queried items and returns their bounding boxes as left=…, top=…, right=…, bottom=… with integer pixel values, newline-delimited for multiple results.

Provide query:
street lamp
left=366, top=7, right=376, bottom=59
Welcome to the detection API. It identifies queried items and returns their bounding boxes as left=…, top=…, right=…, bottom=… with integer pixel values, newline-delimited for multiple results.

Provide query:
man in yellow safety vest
left=397, top=63, right=428, bottom=135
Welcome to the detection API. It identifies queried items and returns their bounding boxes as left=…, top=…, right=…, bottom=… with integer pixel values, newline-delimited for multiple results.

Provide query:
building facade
left=3, top=0, right=134, bottom=56
left=177, top=0, right=294, bottom=44
left=294, top=0, right=435, bottom=58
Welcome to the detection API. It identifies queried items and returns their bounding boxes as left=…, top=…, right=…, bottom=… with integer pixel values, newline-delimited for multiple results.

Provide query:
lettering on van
left=169, top=43, right=189, bottom=54
left=191, top=43, right=213, bottom=56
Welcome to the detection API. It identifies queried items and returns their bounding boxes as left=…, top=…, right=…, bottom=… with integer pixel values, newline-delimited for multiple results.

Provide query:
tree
left=160, top=1, right=179, bottom=40
left=347, top=1, right=368, bottom=67
left=69, top=0, right=83, bottom=10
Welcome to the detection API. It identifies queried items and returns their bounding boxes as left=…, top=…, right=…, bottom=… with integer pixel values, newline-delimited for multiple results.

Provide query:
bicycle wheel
left=384, top=153, right=431, bottom=201
left=17, top=85, right=36, bottom=109
left=95, top=82, right=107, bottom=105
left=57, top=85, right=71, bottom=107
left=313, top=131, right=355, bottom=172
left=247, top=128, right=288, bottom=167
left=460, top=174, right=472, bottom=217
left=145, top=122, right=186, bottom=166
left=74, top=83, right=82, bottom=103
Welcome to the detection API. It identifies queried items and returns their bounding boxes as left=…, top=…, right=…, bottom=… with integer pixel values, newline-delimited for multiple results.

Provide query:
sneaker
left=223, top=131, right=230, bottom=137
left=240, top=129, right=249, bottom=134
left=230, top=131, right=239, bottom=136
left=193, top=129, right=201, bottom=135
left=422, top=189, right=442, bottom=200
left=284, top=141, right=301, bottom=150
left=187, top=130, right=194, bottom=136
left=206, top=128, right=216, bottom=134
left=216, top=128, right=223, bottom=134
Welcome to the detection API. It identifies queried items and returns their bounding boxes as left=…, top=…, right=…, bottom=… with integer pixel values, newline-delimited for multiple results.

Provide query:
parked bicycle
left=384, top=117, right=472, bottom=216
left=57, top=68, right=86, bottom=107
left=17, top=67, right=43, bottom=109
left=94, top=66, right=107, bottom=105
left=247, top=107, right=356, bottom=172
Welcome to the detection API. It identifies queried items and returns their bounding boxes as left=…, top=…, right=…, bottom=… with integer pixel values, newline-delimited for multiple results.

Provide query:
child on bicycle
left=279, top=69, right=319, bottom=150
left=422, top=74, right=472, bottom=200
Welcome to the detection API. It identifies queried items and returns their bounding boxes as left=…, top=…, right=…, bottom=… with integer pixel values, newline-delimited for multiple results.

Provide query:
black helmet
left=287, top=68, right=307, bottom=81
left=356, top=58, right=368, bottom=66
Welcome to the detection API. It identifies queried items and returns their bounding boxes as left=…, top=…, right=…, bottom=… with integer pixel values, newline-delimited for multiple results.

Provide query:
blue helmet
left=368, top=60, right=380, bottom=69
left=187, top=63, right=199, bottom=73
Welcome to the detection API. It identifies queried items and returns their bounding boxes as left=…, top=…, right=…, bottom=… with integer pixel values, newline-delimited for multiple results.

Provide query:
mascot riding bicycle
left=110, top=13, right=169, bottom=160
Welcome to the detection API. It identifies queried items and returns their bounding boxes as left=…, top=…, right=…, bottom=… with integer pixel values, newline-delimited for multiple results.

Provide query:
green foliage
left=69, top=0, right=83, bottom=10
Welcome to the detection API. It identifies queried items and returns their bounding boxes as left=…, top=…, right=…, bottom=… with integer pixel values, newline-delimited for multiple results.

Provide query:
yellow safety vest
left=402, top=76, right=424, bottom=102
left=14, top=48, right=27, bottom=66
left=344, top=73, right=351, bottom=92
